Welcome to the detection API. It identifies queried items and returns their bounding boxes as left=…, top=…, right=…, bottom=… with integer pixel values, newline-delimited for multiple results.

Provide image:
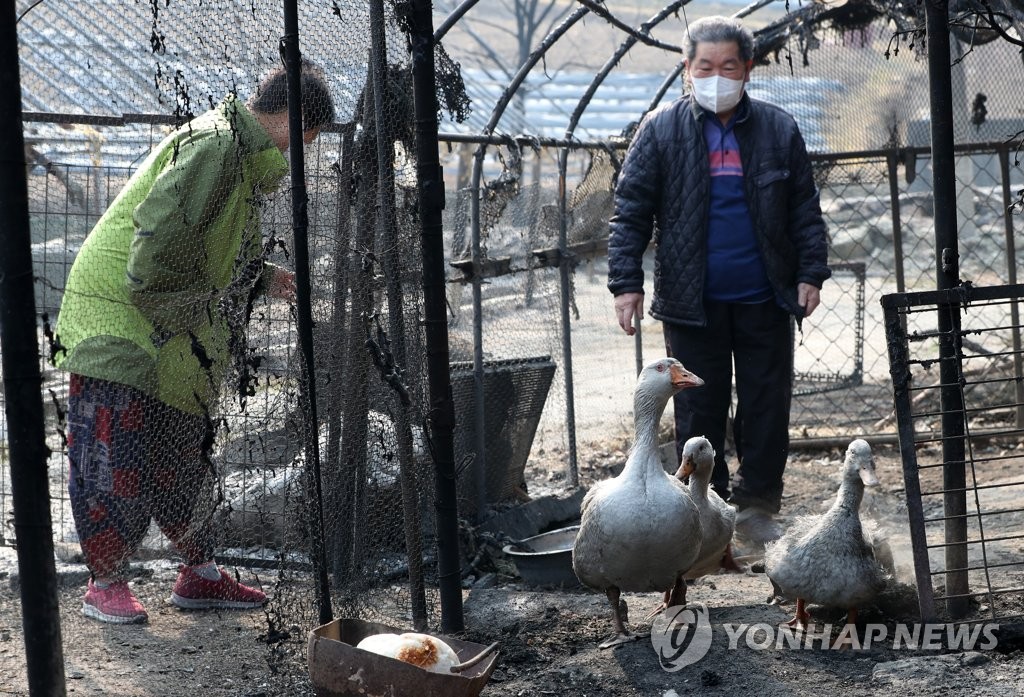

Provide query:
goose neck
left=623, top=387, right=668, bottom=477
left=631, top=387, right=666, bottom=451
left=834, top=474, right=864, bottom=513
left=688, top=472, right=711, bottom=503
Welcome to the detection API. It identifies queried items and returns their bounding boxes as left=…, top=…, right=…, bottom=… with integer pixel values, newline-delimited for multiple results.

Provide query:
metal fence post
left=410, top=0, right=465, bottom=632
left=468, top=147, right=488, bottom=521
left=556, top=147, right=579, bottom=488
left=882, top=295, right=938, bottom=622
left=281, top=0, right=332, bottom=626
left=924, top=0, right=968, bottom=618
left=0, top=6, right=67, bottom=693
left=887, top=149, right=907, bottom=294
left=999, top=146, right=1024, bottom=429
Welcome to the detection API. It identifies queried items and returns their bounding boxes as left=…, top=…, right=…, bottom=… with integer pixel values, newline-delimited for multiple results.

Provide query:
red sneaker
left=82, top=579, right=149, bottom=624
left=170, top=565, right=267, bottom=610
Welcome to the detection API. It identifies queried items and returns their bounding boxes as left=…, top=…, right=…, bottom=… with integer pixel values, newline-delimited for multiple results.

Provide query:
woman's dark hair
left=250, top=59, right=335, bottom=130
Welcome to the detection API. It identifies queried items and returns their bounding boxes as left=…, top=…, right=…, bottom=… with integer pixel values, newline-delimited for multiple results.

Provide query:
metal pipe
left=0, top=7, right=67, bottom=694
left=998, top=146, right=1024, bottom=429
left=469, top=149, right=487, bottom=522
left=556, top=148, right=579, bottom=487
left=567, top=2, right=685, bottom=136
left=882, top=299, right=937, bottom=622
left=887, top=150, right=907, bottom=294
left=281, top=0, right=332, bottom=626
left=433, top=0, right=482, bottom=42
left=466, top=5, right=593, bottom=515
left=924, top=0, right=968, bottom=619
left=645, top=63, right=686, bottom=115
left=480, top=7, right=590, bottom=136
left=438, top=130, right=629, bottom=148
left=409, top=0, right=465, bottom=632
left=925, top=506, right=1024, bottom=524
left=368, top=0, right=428, bottom=631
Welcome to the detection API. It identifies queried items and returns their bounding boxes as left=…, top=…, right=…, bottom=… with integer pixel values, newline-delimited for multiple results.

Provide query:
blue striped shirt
left=703, top=110, right=773, bottom=303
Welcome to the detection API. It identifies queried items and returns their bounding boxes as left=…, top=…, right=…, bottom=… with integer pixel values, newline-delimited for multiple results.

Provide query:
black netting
left=6, top=0, right=1024, bottom=693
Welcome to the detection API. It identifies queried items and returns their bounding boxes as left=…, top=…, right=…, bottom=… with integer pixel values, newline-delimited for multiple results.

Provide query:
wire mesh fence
left=4, top=0, right=1024, bottom=692
left=884, top=283, right=1024, bottom=625
left=6, top=91, right=1024, bottom=694
left=12, top=0, right=451, bottom=688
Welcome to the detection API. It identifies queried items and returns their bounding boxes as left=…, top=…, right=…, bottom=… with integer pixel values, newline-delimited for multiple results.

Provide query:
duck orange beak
left=678, top=457, right=695, bottom=481
left=670, top=364, right=704, bottom=390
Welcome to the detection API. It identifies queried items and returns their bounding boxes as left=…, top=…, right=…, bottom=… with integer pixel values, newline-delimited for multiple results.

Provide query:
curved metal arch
left=563, top=0, right=786, bottom=143
left=575, top=0, right=683, bottom=53
left=480, top=5, right=592, bottom=136
left=434, top=0, right=481, bottom=43
left=462, top=4, right=594, bottom=497
left=646, top=62, right=686, bottom=116
left=640, top=0, right=810, bottom=119
left=562, top=1, right=687, bottom=142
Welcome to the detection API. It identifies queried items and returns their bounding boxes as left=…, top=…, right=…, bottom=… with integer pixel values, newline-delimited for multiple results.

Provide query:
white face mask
left=690, top=74, right=745, bottom=114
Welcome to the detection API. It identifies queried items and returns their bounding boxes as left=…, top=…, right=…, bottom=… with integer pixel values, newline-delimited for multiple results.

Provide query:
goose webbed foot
left=644, top=604, right=667, bottom=622
left=832, top=608, right=862, bottom=650
left=780, top=597, right=811, bottom=632
left=720, top=543, right=744, bottom=573
left=598, top=631, right=641, bottom=650
left=645, top=576, right=687, bottom=621
left=600, top=587, right=641, bottom=650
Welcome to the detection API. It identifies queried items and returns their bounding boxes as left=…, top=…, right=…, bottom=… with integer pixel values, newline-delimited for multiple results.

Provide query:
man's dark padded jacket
left=607, top=93, right=832, bottom=327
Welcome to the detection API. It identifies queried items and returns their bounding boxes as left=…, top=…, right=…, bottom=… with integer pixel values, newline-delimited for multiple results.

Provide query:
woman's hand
left=268, top=267, right=296, bottom=302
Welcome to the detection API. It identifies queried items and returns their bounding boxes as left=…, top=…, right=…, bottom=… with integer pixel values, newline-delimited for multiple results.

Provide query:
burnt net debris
left=15, top=0, right=473, bottom=685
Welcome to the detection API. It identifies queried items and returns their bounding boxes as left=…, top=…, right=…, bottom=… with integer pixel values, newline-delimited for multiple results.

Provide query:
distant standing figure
left=54, top=61, right=335, bottom=624
left=607, top=16, right=831, bottom=543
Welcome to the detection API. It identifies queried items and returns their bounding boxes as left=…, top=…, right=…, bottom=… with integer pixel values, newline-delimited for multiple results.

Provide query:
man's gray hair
left=682, top=16, right=755, bottom=63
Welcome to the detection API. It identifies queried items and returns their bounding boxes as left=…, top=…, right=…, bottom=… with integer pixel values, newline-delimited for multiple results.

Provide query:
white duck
left=764, top=439, right=887, bottom=639
left=677, top=435, right=740, bottom=581
left=645, top=435, right=738, bottom=619
left=572, top=357, right=705, bottom=649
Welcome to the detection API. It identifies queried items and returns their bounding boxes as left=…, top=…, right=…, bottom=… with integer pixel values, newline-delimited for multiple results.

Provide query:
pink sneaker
left=82, top=579, right=149, bottom=624
left=170, top=565, right=267, bottom=610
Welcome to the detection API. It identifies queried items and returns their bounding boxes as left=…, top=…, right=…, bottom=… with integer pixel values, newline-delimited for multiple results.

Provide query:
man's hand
left=798, top=282, right=820, bottom=317
left=614, top=292, right=645, bottom=335
left=269, top=267, right=296, bottom=302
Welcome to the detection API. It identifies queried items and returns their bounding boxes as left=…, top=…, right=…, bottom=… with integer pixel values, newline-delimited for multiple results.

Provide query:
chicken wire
left=14, top=136, right=1024, bottom=590
left=5, top=0, right=1024, bottom=691
left=440, top=128, right=1022, bottom=476
left=12, top=0, right=458, bottom=687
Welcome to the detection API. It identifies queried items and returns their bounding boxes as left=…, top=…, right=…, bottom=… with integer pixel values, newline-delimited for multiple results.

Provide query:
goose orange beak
left=670, top=364, right=704, bottom=390
left=675, top=456, right=695, bottom=481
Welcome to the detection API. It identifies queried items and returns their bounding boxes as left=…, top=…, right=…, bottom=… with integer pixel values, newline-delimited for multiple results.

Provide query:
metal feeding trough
left=502, top=525, right=581, bottom=588
left=307, top=618, right=499, bottom=697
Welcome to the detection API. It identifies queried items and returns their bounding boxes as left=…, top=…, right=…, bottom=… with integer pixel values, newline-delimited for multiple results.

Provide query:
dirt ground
left=3, top=441, right=1024, bottom=696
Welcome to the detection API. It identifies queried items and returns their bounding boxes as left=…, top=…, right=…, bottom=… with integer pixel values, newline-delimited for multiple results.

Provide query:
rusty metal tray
left=307, top=618, right=499, bottom=697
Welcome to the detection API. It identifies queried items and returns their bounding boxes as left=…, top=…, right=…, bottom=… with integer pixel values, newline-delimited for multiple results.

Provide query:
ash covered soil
left=3, top=442, right=1024, bottom=696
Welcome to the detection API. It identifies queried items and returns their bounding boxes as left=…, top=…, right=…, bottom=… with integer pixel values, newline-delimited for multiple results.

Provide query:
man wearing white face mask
left=607, top=16, right=830, bottom=545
